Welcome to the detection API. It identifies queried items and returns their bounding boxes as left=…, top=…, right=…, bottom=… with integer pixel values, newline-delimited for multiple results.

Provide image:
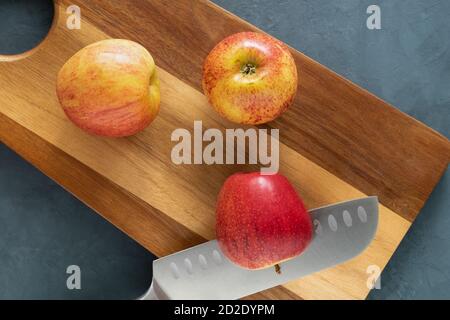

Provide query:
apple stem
left=275, top=264, right=281, bottom=274
left=241, top=63, right=256, bottom=75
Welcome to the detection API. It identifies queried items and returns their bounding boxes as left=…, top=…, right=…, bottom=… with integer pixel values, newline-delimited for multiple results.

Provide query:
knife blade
left=140, top=196, right=379, bottom=300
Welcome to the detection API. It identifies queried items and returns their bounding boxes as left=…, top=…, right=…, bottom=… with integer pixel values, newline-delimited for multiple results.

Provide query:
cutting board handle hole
left=0, top=0, right=57, bottom=62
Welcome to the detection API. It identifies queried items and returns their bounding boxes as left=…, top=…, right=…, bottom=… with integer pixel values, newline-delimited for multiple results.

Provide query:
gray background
left=0, top=0, right=448, bottom=299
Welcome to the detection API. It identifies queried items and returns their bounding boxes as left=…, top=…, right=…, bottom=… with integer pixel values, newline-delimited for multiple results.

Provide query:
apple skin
left=202, top=32, right=298, bottom=125
left=216, top=172, right=313, bottom=270
left=56, top=39, right=160, bottom=137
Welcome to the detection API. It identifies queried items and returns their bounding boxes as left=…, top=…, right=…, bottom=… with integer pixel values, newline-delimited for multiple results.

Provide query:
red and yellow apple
left=56, top=39, right=160, bottom=137
left=202, top=32, right=298, bottom=125
left=216, top=172, right=313, bottom=270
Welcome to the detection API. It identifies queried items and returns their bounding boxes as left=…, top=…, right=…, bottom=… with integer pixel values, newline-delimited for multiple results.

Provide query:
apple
left=56, top=39, right=160, bottom=137
left=202, top=32, right=298, bottom=125
left=216, top=172, right=313, bottom=270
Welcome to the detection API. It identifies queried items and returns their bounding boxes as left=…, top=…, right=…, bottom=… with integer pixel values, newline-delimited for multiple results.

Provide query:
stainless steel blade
left=141, top=196, right=378, bottom=300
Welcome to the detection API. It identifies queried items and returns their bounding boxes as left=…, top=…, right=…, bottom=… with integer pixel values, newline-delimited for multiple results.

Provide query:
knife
left=140, top=196, right=379, bottom=300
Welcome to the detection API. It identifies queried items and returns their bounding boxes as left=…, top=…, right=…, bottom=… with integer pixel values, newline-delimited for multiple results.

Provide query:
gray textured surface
left=0, top=0, right=53, bottom=55
left=0, top=0, right=449, bottom=299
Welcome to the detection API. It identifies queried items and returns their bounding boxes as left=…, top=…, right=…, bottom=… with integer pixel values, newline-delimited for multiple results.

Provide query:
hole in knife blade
left=328, top=215, right=338, bottom=232
left=212, top=250, right=223, bottom=265
left=313, top=219, right=322, bottom=236
left=184, top=258, right=193, bottom=274
left=170, top=262, right=180, bottom=279
left=343, top=210, right=352, bottom=227
left=357, top=206, right=368, bottom=223
left=198, top=254, right=208, bottom=269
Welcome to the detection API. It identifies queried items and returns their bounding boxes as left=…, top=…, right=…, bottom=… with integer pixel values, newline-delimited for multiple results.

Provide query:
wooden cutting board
left=1, top=0, right=449, bottom=300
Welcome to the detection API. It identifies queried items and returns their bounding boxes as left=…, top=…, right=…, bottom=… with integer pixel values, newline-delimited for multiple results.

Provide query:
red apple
left=56, top=39, right=160, bottom=137
left=202, top=32, right=298, bottom=125
left=216, top=172, right=313, bottom=270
